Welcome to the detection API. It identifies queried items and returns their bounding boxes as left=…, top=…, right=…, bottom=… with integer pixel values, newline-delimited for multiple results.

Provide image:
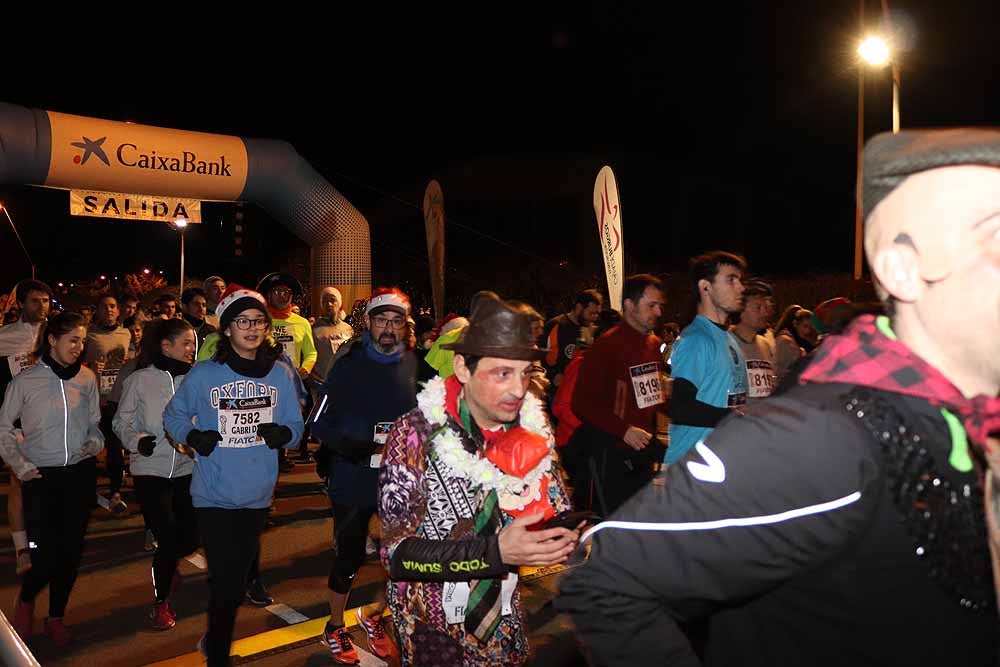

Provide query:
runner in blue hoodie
left=163, top=285, right=303, bottom=666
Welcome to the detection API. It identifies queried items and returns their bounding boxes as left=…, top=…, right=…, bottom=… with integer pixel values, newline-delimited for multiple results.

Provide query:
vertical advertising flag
left=423, top=180, right=446, bottom=319
left=593, top=166, right=624, bottom=311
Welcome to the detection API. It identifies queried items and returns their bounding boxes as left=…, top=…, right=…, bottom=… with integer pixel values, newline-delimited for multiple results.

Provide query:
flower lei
left=416, top=375, right=555, bottom=500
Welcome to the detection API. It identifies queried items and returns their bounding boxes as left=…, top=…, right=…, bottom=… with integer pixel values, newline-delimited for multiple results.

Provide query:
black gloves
left=257, top=423, right=293, bottom=450
left=137, top=435, right=157, bottom=457
left=187, top=429, right=222, bottom=457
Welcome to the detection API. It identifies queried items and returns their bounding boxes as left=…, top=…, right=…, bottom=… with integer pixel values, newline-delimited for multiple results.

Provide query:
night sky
left=1, top=2, right=998, bottom=310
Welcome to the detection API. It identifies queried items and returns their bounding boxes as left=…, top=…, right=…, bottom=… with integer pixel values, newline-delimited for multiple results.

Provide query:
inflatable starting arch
left=0, top=102, right=370, bottom=310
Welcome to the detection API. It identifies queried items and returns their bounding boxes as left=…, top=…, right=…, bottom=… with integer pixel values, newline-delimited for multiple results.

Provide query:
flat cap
left=864, top=128, right=1000, bottom=220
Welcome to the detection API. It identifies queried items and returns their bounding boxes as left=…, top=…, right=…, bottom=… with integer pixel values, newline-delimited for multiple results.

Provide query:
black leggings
left=328, top=502, right=375, bottom=594
left=134, top=475, right=198, bottom=602
left=100, top=406, right=125, bottom=495
left=197, top=507, right=268, bottom=667
left=20, top=458, right=97, bottom=618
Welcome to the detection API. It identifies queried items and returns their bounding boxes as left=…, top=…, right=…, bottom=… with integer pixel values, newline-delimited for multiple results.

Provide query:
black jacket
left=556, top=382, right=998, bottom=666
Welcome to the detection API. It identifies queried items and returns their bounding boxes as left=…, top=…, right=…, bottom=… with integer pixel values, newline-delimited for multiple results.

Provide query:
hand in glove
left=257, top=423, right=292, bottom=450
left=137, top=435, right=157, bottom=457
left=187, top=429, right=222, bottom=457
left=81, top=438, right=103, bottom=457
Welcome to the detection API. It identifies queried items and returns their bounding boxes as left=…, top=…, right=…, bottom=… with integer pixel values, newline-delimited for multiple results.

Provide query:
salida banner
left=70, top=190, right=202, bottom=223
left=593, top=166, right=624, bottom=312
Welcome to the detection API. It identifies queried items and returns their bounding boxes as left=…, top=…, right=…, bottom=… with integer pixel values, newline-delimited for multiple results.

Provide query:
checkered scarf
left=800, top=315, right=1000, bottom=453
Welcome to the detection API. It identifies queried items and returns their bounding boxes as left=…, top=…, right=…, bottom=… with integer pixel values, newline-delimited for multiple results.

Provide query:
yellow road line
left=145, top=566, right=567, bottom=666
left=143, top=605, right=380, bottom=666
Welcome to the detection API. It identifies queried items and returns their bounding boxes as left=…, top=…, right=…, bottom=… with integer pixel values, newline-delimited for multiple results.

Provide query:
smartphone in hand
left=532, top=510, right=602, bottom=531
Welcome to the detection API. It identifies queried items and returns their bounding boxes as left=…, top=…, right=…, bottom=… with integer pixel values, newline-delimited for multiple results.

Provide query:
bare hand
left=298, top=367, right=310, bottom=380
left=498, top=512, right=579, bottom=566
left=19, top=466, right=42, bottom=482
left=623, top=426, right=652, bottom=451
left=92, top=360, right=106, bottom=374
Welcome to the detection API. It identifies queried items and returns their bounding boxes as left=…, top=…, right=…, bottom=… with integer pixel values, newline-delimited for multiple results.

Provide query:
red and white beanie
left=365, top=287, right=410, bottom=317
left=216, top=284, right=268, bottom=329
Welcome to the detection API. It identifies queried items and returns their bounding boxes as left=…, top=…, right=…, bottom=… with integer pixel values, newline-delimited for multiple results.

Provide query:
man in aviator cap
left=557, top=128, right=1000, bottom=665
left=378, top=297, right=579, bottom=666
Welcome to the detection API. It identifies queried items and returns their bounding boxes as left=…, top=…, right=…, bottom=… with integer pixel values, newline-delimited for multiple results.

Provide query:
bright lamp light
left=858, top=36, right=891, bottom=66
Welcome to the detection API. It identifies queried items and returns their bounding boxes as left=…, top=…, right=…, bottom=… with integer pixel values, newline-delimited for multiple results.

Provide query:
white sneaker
left=365, top=536, right=378, bottom=558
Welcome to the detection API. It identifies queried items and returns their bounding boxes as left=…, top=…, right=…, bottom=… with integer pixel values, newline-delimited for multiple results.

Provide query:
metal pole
left=2, top=206, right=35, bottom=280
left=179, top=231, right=185, bottom=300
left=854, top=0, right=866, bottom=281
left=880, top=0, right=900, bottom=133
left=891, top=68, right=900, bottom=133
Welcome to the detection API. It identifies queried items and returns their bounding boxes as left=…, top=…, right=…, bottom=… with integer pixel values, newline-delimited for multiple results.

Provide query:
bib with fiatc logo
left=745, top=359, right=776, bottom=399
left=216, top=395, right=274, bottom=447
left=629, top=361, right=664, bottom=409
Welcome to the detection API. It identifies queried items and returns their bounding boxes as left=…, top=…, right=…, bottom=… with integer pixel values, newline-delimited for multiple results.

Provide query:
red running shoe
left=357, top=609, right=395, bottom=659
left=44, top=617, right=72, bottom=647
left=151, top=601, right=176, bottom=630
left=11, top=598, right=33, bottom=640
left=321, top=622, right=360, bottom=665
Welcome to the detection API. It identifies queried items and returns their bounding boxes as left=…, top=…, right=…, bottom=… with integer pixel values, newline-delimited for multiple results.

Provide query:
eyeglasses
left=232, top=317, right=269, bottom=330
left=271, top=287, right=292, bottom=296
left=371, top=316, right=406, bottom=330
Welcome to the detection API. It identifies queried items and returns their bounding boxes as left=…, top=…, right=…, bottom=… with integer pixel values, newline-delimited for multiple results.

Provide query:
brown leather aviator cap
left=442, top=298, right=546, bottom=361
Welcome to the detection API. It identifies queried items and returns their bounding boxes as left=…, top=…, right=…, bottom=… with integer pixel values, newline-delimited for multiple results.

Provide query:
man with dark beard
left=312, top=287, right=418, bottom=664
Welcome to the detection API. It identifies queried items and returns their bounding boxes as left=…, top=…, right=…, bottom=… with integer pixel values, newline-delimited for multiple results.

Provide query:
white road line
left=185, top=552, right=207, bottom=569
left=265, top=603, right=309, bottom=625
left=357, top=645, right=388, bottom=667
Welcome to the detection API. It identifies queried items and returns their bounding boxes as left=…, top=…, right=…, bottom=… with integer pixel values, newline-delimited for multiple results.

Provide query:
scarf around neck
left=42, top=352, right=81, bottom=381
left=225, top=350, right=276, bottom=378
left=362, top=331, right=402, bottom=365
left=153, top=352, right=192, bottom=378
left=800, top=314, right=1000, bottom=453
left=267, top=304, right=293, bottom=320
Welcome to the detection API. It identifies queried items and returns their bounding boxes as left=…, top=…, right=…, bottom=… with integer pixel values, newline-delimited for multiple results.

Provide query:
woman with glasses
left=164, top=285, right=303, bottom=666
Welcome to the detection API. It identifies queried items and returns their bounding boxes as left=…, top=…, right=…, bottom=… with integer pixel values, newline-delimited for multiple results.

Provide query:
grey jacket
left=0, top=361, right=103, bottom=476
left=113, top=366, right=193, bottom=479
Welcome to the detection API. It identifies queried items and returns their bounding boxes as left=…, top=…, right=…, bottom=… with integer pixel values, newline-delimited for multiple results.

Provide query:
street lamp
left=174, top=216, right=188, bottom=299
left=0, top=203, right=36, bottom=279
left=854, top=1, right=902, bottom=280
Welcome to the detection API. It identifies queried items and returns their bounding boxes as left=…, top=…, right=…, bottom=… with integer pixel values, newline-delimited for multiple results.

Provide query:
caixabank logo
left=70, top=136, right=110, bottom=166
left=70, top=136, right=234, bottom=177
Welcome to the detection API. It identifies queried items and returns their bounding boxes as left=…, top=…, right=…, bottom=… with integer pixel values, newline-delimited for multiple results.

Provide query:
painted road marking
left=356, top=645, right=388, bottom=667
left=265, top=602, right=309, bottom=624
left=145, top=564, right=569, bottom=666
left=185, top=552, right=207, bottom=569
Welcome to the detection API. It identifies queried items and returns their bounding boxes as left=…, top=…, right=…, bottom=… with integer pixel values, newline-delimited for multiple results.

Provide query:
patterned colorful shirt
left=379, top=396, right=571, bottom=666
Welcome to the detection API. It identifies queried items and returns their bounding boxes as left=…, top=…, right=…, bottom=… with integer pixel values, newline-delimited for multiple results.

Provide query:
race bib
left=443, top=572, right=518, bottom=625
left=745, top=359, right=776, bottom=399
left=373, top=422, right=393, bottom=445
left=99, top=368, right=119, bottom=395
left=629, top=362, right=664, bottom=409
left=218, top=396, right=274, bottom=447
left=7, top=353, right=32, bottom=378
left=275, top=333, right=296, bottom=366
